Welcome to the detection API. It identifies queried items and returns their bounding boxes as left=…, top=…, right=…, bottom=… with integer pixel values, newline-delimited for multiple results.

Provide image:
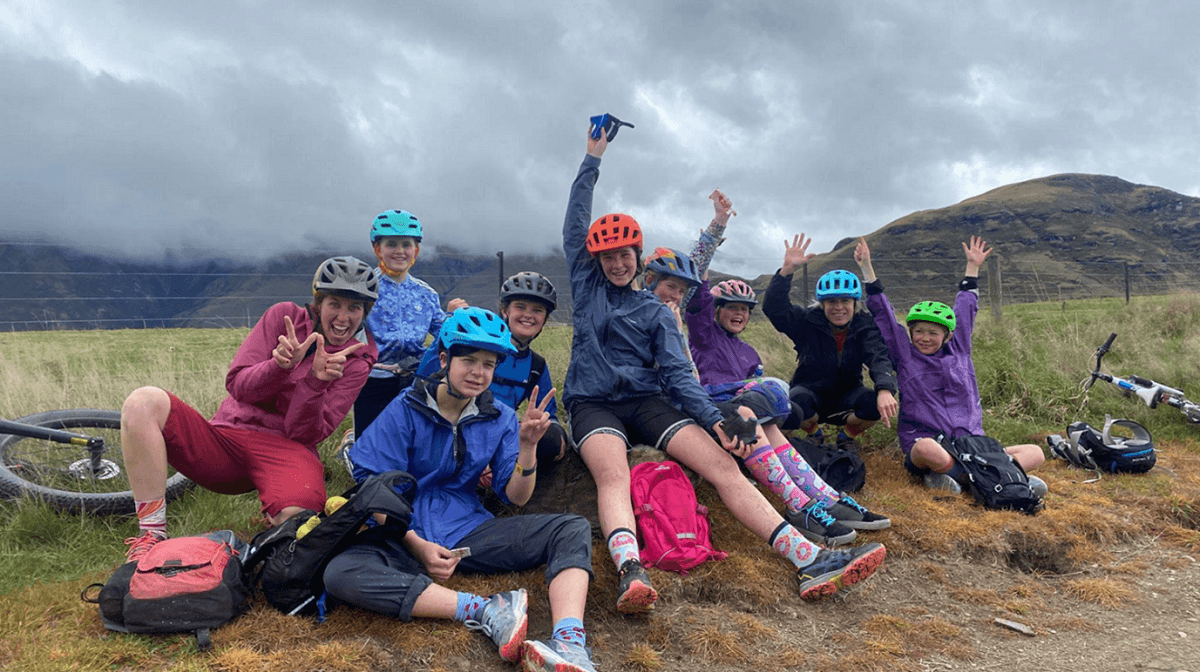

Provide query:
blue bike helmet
left=815, top=270, right=862, bottom=301
left=644, top=247, right=702, bottom=289
left=370, top=209, right=423, bottom=244
left=438, top=307, right=518, bottom=361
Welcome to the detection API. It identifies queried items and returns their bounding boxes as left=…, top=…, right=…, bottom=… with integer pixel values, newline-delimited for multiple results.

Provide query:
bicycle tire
left=0, top=409, right=193, bottom=515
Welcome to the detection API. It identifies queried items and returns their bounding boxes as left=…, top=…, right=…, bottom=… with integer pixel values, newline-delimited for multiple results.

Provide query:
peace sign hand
left=311, top=336, right=367, bottom=381
left=780, top=234, right=815, bottom=276
left=518, top=385, right=556, bottom=446
left=274, top=315, right=318, bottom=370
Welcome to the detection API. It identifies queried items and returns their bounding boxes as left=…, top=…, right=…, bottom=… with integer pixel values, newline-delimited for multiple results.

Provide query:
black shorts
left=567, top=395, right=695, bottom=451
left=789, top=384, right=880, bottom=425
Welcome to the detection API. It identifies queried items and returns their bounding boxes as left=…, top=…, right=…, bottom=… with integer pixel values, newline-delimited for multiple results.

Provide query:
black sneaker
left=835, top=432, right=860, bottom=450
left=785, top=500, right=857, bottom=546
left=826, top=493, right=891, bottom=530
left=797, top=542, right=887, bottom=601
left=615, top=559, right=657, bottom=614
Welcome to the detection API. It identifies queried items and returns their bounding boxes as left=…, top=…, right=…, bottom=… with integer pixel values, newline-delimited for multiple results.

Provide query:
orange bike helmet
left=586, top=213, right=642, bottom=256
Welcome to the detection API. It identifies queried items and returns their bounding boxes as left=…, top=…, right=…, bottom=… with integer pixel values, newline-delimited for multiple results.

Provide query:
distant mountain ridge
left=3, top=173, right=1199, bottom=330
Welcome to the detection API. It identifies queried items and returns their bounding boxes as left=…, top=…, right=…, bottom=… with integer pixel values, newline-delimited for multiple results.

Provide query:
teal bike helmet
left=815, top=270, right=862, bottom=301
left=438, top=307, right=518, bottom=361
left=370, top=210, right=423, bottom=243
left=644, top=247, right=702, bottom=289
left=906, top=301, right=956, bottom=332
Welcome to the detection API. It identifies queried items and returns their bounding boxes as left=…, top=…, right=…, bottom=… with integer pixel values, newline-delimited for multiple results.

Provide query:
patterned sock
left=553, top=617, right=587, bottom=647
left=773, top=445, right=839, bottom=507
left=808, top=428, right=824, bottom=442
left=842, top=425, right=865, bottom=439
left=743, top=445, right=811, bottom=514
left=134, top=498, right=167, bottom=538
left=454, top=592, right=489, bottom=622
left=607, top=528, right=640, bottom=569
left=769, top=521, right=819, bottom=569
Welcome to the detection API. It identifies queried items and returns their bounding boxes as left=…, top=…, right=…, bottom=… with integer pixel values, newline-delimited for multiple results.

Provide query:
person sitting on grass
left=762, top=236, right=899, bottom=450
left=563, top=123, right=886, bottom=613
left=642, top=192, right=890, bottom=546
left=853, top=235, right=1047, bottom=496
left=416, top=271, right=569, bottom=485
left=327, top=307, right=597, bottom=672
left=686, top=278, right=892, bottom=545
left=119, top=257, right=379, bottom=561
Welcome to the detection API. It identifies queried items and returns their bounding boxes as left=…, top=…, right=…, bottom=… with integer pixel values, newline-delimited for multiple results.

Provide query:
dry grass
left=1060, top=577, right=1140, bottom=608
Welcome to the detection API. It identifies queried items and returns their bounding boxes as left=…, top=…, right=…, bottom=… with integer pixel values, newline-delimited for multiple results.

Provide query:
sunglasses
left=589, top=113, right=635, bottom=142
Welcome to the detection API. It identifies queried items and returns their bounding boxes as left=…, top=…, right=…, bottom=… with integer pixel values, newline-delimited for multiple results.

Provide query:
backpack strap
left=195, top=627, right=212, bottom=652
left=523, top=352, right=547, bottom=403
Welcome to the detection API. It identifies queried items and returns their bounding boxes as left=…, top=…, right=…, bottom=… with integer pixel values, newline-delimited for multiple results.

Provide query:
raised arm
left=963, top=235, right=990, bottom=278
left=854, top=237, right=876, bottom=283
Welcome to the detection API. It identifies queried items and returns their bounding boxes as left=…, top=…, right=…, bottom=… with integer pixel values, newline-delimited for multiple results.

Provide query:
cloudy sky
left=2, top=1, right=1197, bottom=277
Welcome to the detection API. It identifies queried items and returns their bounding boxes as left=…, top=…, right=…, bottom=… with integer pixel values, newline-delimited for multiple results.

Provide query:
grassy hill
left=0, top=294, right=1198, bottom=671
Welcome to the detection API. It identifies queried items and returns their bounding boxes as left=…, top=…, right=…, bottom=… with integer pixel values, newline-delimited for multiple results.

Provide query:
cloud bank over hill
left=1, top=1, right=1197, bottom=277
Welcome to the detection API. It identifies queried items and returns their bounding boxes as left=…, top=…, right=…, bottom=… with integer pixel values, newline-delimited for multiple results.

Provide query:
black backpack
left=941, top=435, right=1041, bottom=515
left=788, top=437, right=866, bottom=493
left=82, top=530, right=251, bottom=652
left=244, top=470, right=415, bottom=617
left=1049, top=416, right=1156, bottom=474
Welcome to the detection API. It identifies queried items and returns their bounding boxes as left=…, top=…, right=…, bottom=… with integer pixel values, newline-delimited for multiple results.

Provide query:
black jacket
left=762, top=271, right=897, bottom=397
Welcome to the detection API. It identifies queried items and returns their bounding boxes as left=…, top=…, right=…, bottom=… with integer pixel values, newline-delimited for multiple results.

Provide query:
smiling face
left=438, top=348, right=498, bottom=398
left=909, top=321, right=950, bottom=355
left=652, top=276, right=690, bottom=306
left=716, top=303, right=751, bottom=334
left=374, top=235, right=420, bottom=275
left=317, top=294, right=366, bottom=347
left=502, top=299, right=549, bottom=344
left=821, top=297, right=856, bottom=327
left=597, top=246, right=639, bottom=287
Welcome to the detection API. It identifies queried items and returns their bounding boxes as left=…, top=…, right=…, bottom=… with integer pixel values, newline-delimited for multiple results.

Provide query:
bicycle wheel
left=0, top=409, right=193, bottom=515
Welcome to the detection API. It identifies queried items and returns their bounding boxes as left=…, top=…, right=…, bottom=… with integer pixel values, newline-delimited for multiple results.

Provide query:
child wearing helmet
left=564, top=126, right=885, bottom=613
left=119, top=257, right=379, bottom=561
left=415, top=271, right=569, bottom=471
left=328, top=307, right=596, bottom=672
left=352, top=209, right=464, bottom=436
left=762, top=235, right=899, bottom=450
left=853, top=236, right=1046, bottom=495
left=669, top=196, right=889, bottom=547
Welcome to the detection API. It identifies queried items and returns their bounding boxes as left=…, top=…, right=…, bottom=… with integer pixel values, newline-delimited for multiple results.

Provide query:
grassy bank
left=0, top=295, right=1197, bottom=671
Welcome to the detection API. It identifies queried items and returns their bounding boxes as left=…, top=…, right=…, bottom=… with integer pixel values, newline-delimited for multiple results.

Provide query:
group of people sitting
left=114, top=126, right=1046, bottom=672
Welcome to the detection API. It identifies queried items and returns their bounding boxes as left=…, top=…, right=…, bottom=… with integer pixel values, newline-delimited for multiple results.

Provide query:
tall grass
left=0, top=295, right=1197, bottom=670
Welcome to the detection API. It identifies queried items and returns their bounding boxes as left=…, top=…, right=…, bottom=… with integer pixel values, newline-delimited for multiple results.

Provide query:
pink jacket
left=210, top=302, right=378, bottom=449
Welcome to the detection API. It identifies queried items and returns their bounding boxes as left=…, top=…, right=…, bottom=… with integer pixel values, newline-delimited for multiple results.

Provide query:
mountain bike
left=1084, top=333, right=1200, bottom=425
left=0, top=409, right=192, bottom=515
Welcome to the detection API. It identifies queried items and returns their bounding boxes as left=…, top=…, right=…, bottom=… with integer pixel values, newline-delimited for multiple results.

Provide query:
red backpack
left=630, top=460, right=728, bottom=574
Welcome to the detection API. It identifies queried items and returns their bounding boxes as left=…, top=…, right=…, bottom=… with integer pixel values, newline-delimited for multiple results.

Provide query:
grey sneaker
left=464, top=588, right=527, bottom=662
left=786, top=500, right=857, bottom=546
left=797, top=542, right=887, bottom=601
left=923, top=473, right=962, bottom=494
left=827, top=493, right=891, bottom=530
left=1028, top=475, right=1048, bottom=498
left=523, top=638, right=597, bottom=672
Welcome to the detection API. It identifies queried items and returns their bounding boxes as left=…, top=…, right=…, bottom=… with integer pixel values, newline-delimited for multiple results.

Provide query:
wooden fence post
left=987, top=255, right=1002, bottom=320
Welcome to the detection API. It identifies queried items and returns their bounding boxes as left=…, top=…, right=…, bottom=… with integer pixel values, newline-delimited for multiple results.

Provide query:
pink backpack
left=630, top=460, right=728, bottom=574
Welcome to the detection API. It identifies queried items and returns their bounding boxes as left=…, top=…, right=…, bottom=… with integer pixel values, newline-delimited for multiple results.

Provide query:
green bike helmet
left=370, top=209, right=423, bottom=243
left=906, top=301, right=956, bottom=332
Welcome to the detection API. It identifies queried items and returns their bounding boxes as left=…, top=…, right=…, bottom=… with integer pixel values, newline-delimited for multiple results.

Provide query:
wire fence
left=3, top=251, right=1200, bottom=331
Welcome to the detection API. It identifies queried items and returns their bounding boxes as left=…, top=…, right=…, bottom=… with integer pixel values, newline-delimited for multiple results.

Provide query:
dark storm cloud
left=1, top=0, right=1197, bottom=276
